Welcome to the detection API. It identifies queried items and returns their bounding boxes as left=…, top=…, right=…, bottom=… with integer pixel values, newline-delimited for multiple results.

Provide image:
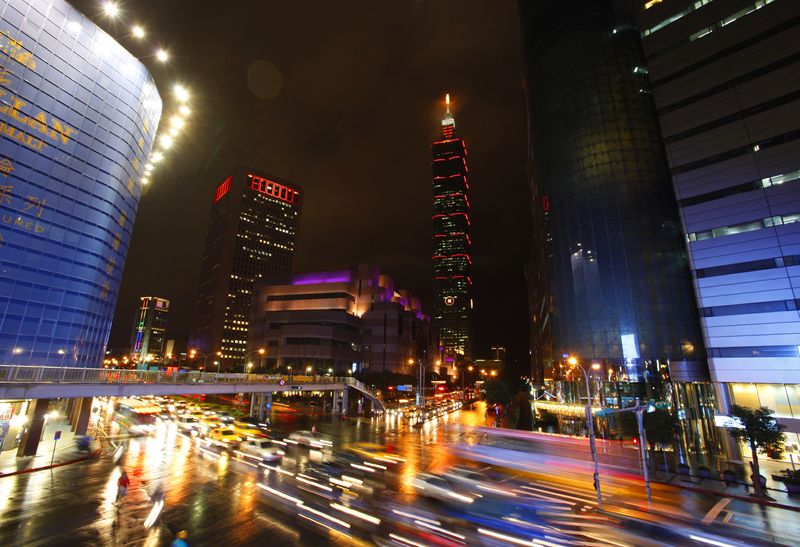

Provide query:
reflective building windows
left=520, top=1, right=707, bottom=383
left=0, top=0, right=161, bottom=367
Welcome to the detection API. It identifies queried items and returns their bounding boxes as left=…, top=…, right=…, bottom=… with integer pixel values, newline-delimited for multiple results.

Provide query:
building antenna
left=445, top=93, right=451, bottom=114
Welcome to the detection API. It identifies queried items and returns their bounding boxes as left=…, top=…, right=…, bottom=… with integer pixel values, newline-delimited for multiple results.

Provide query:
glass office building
left=0, top=0, right=161, bottom=367
left=520, top=0, right=712, bottom=448
left=130, top=296, right=169, bottom=368
left=635, top=0, right=800, bottom=453
left=189, top=168, right=302, bottom=370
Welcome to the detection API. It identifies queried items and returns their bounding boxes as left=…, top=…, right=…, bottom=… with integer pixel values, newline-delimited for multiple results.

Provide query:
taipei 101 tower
left=432, top=94, right=472, bottom=363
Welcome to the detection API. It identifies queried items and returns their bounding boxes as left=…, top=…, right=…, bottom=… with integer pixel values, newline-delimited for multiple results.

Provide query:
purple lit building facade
left=248, top=264, right=438, bottom=375
left=188, top=167, right=302, bottom=370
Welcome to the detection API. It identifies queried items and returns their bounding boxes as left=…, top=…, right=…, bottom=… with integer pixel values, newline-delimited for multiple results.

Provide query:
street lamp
left=306, top=365, right=313, bottom=376
left=287, top=365, right=292, bottom=381
left=567, top=356, right=603, bottom=508
left=242, top=348, right=266, bottom=374
left=189, top=349, right=222, bottom=371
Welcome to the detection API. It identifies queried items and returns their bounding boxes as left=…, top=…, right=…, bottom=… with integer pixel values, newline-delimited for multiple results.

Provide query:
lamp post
left=635, top=397, right=653, bottom=502
left=568, top=356, right=603, bottom=508
left=287, top=365, right=293, bottom=381
left=188, top=349, right=222, bottom=372
left=243, top=348, right=266, bottom=374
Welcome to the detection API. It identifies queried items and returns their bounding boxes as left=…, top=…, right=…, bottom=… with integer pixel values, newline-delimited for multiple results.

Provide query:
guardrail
left=1, top=365, right=342, bottom=387
left=0, top=365, right=385, bottom=409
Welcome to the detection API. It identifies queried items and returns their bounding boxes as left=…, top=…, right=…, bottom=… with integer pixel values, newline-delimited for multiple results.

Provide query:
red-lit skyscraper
left=432, top=95, right=472, bottom=362
left=188, top=168, right=302, bottom=370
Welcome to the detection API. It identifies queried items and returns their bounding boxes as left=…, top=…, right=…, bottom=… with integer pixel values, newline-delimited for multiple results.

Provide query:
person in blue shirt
left=171, top=530, right=189, bottom=546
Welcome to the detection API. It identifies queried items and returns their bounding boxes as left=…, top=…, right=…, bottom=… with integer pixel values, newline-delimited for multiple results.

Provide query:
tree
left=644, top=409, right=677, bottom=472
left=727, top=405, right=786, bottom=499
left=481, top=378, right=511, bottom=407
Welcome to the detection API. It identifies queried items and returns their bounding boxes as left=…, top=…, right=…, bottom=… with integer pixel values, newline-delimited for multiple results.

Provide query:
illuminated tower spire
left=442, top=93, right=456, bottom=139
left=432, top=94, right=472, bottom=363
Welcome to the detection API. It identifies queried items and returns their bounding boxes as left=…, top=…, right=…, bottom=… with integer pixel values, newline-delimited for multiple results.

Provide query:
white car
left=411, top=473, right=477, bottom=504
left=287, top=430, right=331, bottom=448
left=239, top=439, right=283, bottom=462
left=177, top=415, right=201, bottom=433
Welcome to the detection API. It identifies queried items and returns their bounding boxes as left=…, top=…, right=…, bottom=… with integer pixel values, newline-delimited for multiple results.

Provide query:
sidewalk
left=0, top=420, right=97, bottom=476
left=652, top=455, right=800, bottom=511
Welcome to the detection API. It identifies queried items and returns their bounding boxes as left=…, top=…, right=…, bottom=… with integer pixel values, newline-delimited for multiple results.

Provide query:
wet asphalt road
left=2, top=402, right=799, bottom=546
left=0, top=405, right=475, bottom=546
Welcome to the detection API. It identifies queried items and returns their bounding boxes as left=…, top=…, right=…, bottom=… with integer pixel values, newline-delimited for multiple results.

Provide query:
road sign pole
left=635, top=398, right=652, bottom=502
left=581, top=369, right=603, bottom=509
left=51, top=430, right=62, bottom=466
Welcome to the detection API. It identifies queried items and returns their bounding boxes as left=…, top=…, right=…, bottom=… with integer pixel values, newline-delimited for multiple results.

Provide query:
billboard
left=0, top=0, right=162, bottom=367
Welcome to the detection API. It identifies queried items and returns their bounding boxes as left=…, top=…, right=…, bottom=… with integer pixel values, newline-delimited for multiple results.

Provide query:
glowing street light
left=169, top=115, right=185, bottom=131
left=131, top=25, right=146, bottom=39
left=160, top=134, right=174, bottom=149
left=155, top=49, right=169, bottom=62
left=566, top=355, right=603, bottom=508
left=179, top=105, right=191, bottom=116
left=173, top=84, right=190, bottom=103
left=102, top=1, right=120, bottom=18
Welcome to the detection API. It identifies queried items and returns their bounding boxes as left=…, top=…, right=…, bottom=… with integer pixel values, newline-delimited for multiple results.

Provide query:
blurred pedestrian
left=171, top=530, right=189, bottom=547
left=116, top=471, right=130, bottom=503
left=311, top=425, right=317, bottom=434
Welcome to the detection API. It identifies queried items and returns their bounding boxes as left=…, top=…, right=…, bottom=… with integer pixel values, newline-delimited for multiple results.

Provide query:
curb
left=653, top=479, right=800, bottom=513
left=0, top=448, right=102, bottom=478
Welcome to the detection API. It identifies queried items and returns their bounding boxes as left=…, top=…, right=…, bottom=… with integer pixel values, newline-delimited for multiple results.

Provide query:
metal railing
left=0, top=365, right=352, bottom=388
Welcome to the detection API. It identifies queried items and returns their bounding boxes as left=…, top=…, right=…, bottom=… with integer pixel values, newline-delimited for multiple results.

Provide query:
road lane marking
left=701, top=498, right=731, bottom=525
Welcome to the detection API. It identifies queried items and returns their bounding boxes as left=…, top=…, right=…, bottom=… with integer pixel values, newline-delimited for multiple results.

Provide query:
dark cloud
left=75, top=0, right=530, bottom=366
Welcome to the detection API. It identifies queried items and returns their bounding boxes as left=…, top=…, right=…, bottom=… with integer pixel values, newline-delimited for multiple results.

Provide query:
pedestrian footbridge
left=0, top=365, right=385, bottom=411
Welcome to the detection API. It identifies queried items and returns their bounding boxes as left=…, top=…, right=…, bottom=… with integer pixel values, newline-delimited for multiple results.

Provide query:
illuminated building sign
left=213, top=176, right=232, bottom=203
left=249, top=173, right=300, bottom=204
left=0, top=0, right=162, bottom=367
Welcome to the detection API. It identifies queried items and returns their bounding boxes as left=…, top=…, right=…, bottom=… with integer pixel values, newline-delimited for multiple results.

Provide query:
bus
left=114, top=398, right=160, bottom=435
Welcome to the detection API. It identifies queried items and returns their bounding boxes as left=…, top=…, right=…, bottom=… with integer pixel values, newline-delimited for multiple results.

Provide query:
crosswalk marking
left=701, top=498, right=731, bottom=525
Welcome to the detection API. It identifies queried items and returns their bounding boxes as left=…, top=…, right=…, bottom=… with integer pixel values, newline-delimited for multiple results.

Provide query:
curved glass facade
left=0, top=0, right=162, bottom=367
left=521, top=1, right=706, bottom=383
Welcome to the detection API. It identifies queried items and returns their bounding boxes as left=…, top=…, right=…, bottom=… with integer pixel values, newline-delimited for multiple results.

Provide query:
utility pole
left=635, top=397, right=652, bottom=502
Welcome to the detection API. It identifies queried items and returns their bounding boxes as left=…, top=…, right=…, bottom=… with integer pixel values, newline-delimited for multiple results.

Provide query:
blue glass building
left=0, top=0, right=162, bottom=367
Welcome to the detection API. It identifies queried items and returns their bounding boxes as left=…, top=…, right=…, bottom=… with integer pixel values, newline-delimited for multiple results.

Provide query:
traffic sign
left=54, top=430, right=62, bottom=440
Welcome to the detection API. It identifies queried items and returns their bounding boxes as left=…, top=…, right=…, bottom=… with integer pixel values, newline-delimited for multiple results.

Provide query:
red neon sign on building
left=249, top=174, right=300, bottom=205
left=213, top=176, right=232, bottom=203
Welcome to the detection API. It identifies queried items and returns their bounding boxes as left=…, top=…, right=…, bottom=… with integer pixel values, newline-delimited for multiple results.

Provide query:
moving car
left=177, top=415, right=201, bottom=433
left=410, top=473, right=477, bottom=504
left=209, top=427, right=242, bottom=445
left=287, top=430, right=332, bottom=448
left=346, top=442, right=405, bottom=466
left=232, top=420, right=264, bottom=439
left=239, top=439, right=283, bottom=462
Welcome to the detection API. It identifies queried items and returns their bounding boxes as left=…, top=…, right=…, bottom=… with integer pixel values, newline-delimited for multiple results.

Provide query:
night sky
left=78, top=1, right=531, bottom=367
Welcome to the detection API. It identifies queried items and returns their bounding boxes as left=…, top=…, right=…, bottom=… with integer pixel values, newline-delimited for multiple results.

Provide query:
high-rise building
left=634, top=0, right=800, bottom=453
left=520, top=0, right=714, bottom=447
left=130, top=297, right=169, bottom=368
left=248, top=264, right=437, bottom=376
left=0, top=0, right=161, bottom=367
left=432, top=94, right=472, bottom=363
left=188, top=168, right=302, bottom=370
